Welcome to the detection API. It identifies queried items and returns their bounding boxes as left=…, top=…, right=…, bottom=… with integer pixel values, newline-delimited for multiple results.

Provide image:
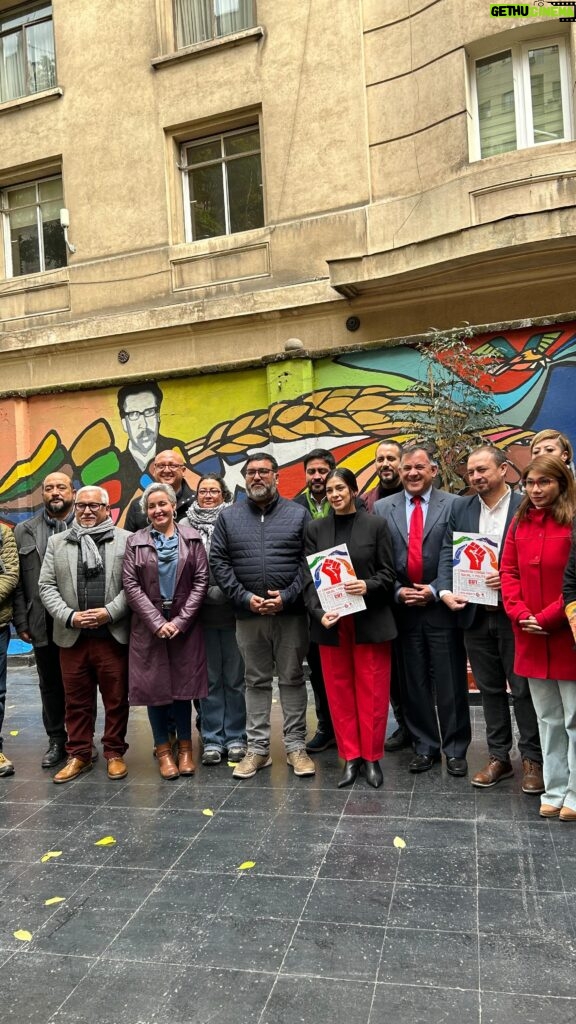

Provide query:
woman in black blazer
left=303, top=469, right=397, bottom=788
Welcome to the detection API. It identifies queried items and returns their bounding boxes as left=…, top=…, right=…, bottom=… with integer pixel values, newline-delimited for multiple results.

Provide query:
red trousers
left=319, top=616, right=391, bottom=761
left=60, top=636, right=129, bottom=761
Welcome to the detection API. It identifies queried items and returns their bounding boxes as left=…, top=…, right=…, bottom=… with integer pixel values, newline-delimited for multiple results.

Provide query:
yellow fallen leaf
left=94, top=836, right=116, bottom=846
left=14, top=930, right=32, bottom=942
left=40, top=851, right=62, bottom=863
left=202, top=808, right=214, bottom=817
left=238, top=860, right=255, bottom=870
left=393, top=836, right=406, bottom=849
left=44, top=897, right=65, bottom=906
left=227, top=761, right=236, bottom=768
left=9, top=730, right=18, bottom=736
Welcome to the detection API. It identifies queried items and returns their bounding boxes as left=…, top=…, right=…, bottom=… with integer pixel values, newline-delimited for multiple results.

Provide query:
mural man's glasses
left=124, top=407, right=158, bottom=422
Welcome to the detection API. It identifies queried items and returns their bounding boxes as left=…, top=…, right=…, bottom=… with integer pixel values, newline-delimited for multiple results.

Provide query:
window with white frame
left=472, top=38, right=571, bottom=159
left=174, top=0, right=255, bottom=48
left=0, top=2, right=56, bottom=103
left=1, top=175, right=66, bottom=277
left=181, top=125, right=264, bottom=240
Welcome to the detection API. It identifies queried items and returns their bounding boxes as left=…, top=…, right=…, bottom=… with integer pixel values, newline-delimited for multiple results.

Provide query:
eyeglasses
left=123, top=407, right=158, bottom=422
left=154, top=462, right=184, bottom=471
left=197, top=488, right=222, bottom=496
left=245, top=469, right=274, bottom=478
left=525, top=478, right=555, bottom=488
left=75, top=502, right=106, bottom=512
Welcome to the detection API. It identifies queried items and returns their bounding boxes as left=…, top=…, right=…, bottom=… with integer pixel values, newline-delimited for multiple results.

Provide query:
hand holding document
left=306, top=544, right=366, bottom=618
left=452, top=533, right=500, bottom=606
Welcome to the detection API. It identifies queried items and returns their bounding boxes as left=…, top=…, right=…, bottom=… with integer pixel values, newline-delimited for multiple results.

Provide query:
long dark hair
left=517, top=456, right=576, bottom=526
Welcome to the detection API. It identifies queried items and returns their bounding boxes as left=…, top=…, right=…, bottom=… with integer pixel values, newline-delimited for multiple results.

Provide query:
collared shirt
left=404, top=486, right=434, bottom=531
left=478, top=486, right=512, bottom=548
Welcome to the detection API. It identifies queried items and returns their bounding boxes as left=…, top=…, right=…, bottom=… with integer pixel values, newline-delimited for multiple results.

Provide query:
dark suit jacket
left=437, top=489, right=522, bottom=629
left=374, top=488, right=461, bottom=628
left=303, top=510, right=397, bottom=647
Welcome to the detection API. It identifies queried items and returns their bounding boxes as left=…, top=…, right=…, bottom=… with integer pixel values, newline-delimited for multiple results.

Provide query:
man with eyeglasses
left=116, top=382, right=186, bottom=504
left=438, top=445, right=543, bottom=793
left=124, top=450, right=195, bottom=532
left=39, top=486, right=131, bottom=783
left=13, top=472, right=80, bottom=769
left=210, top=452, right=315, bottom=779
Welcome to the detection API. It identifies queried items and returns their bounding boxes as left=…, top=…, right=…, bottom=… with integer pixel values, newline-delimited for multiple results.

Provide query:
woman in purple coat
left=122, top=482, right=209, bottom=779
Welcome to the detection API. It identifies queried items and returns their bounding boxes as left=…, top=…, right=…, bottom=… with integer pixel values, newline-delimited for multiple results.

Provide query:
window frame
left=469, top=35, right=572, bottom=161
left=1, top=172, right=67, bottom=278
left=180, top=123, right=264, bottom=242
left=0, top=0, right=56, bottom=104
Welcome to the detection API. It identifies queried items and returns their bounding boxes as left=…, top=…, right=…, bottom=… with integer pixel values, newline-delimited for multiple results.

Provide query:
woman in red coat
left=122, top=482, right=208, bottom=779
left=501, top=456, right=576, bottom=821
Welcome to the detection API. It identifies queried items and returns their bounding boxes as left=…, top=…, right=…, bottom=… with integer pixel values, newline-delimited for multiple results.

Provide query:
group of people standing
left=0, top=433, right=574, bottom=822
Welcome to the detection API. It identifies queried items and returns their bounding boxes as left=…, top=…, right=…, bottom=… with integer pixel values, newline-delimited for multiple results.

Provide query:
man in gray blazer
left=437, top=445, right=543, bottom=793
left=374, top=446, right=471, bottom=776
left=39, top=486, right=131, bottom=784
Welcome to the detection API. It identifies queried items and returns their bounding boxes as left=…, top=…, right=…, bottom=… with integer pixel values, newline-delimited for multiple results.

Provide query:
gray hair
left=76, top=485, right=109, bottom=504
left=139, top=482, right=177, bottom=516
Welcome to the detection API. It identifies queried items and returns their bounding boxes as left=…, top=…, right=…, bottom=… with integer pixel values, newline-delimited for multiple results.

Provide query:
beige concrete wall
left=1, top=0, right=575, bottom=395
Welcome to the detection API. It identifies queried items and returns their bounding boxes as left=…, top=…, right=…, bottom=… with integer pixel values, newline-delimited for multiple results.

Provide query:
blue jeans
left=0, top=625, right=10, bottom=752
left=200, top=626, right=246, bottom=752
left=147, top=700, right=192, bottom=745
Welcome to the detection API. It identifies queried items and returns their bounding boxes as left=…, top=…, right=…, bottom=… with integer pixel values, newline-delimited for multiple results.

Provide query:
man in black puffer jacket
left=210, top=452, right=315, bottom=780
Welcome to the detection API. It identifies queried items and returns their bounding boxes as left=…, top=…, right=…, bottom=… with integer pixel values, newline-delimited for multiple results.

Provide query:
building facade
left=1, top=0, right=575, bottom=520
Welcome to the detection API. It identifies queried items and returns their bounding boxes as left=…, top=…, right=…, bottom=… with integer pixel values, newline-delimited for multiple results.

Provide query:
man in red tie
left=374, top=446, right=471, bottom=776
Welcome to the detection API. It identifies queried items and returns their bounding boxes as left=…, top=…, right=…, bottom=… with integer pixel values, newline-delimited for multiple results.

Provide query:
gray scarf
left=186, top=500, right=231, bottom=550
left=67, top=517, right=115, bottom=576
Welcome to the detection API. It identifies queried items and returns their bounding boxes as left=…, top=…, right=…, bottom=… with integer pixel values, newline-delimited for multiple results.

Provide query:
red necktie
left=407, top=496, right=423, bottom=584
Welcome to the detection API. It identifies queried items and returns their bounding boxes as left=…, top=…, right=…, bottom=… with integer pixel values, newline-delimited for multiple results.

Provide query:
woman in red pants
left=303, top=468, right=397, bottom=788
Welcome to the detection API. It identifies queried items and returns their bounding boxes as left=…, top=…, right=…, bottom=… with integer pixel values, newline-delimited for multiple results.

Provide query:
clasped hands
left=72, top=608, right=111, bottom=629
left=250, top=590, right=284, bottom=616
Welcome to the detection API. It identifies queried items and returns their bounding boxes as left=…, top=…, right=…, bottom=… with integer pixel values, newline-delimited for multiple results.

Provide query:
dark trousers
left=465, top=606, right=542, bottom=763
left=0, top=625, right=9, bottom=750
left=397, top=620, right=471, bottom=758
left=60, top=636, right=129, bottom=761
left=307, top=641, right=334, bottom=738
left=147, top=700, right=192, bottom=745
left=33, top=639, right=67, bottom=745
left=390, top=640, right=410, bottom=737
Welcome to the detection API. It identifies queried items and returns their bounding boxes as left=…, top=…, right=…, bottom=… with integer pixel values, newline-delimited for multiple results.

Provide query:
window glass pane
left=189, top=164, right=226, bottom=238
left=476, top=51, right=516, bottom=158
left=42, top=213, right=66, bottom=269
left=11, top=220, right=40, bottom=275
left=184, top=139, right=221, bottom=165
left=27, top=20, right=55, bottom=92
left=7, top=184, right=36, bottom=209
left=215, top=0, right=254, bottom=38
left=0, top=29, right=25, bottom=101
left=227, top=153, right=263, bottom=233
left=175, top=0, right=212, bottom=46
left=38, top=177, right=62, bottom=201
left=529, top=45, right=564, bottom=144
left=224, top=129, right=259, bottom=155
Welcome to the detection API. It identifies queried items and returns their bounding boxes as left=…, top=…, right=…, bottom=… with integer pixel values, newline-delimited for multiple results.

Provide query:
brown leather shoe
left=177, top=740, right=195, bottom=776
left=521, top=758, right=545, bottom=794
left=540, top=803, right=561, bottom=818
left=559, top=805, right=576, bottom=822
left=471, top=756, right=514, bottom=788
left=107, top=756, right=128, bottom=780
left=155, top=742, right=179, bottom=780
left=53, top=757, right=92, bottom=784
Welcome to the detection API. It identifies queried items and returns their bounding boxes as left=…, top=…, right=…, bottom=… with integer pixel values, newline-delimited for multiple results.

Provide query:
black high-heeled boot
left=338, top=758, right=361, bottom=788
left=363, top=759, right=383, bottom=788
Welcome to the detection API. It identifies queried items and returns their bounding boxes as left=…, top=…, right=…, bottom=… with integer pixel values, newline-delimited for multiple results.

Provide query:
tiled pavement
left=0, top=665, right=575, bottom=1024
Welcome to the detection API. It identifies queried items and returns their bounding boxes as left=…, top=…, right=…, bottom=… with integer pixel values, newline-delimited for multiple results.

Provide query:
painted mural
left=1, top=320, right=576, bottom=527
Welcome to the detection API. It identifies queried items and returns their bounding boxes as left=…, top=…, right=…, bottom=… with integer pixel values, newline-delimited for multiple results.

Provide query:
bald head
left=42, top=472, right=75, bottom=520
left=153, top=450, right=186, bottom=492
